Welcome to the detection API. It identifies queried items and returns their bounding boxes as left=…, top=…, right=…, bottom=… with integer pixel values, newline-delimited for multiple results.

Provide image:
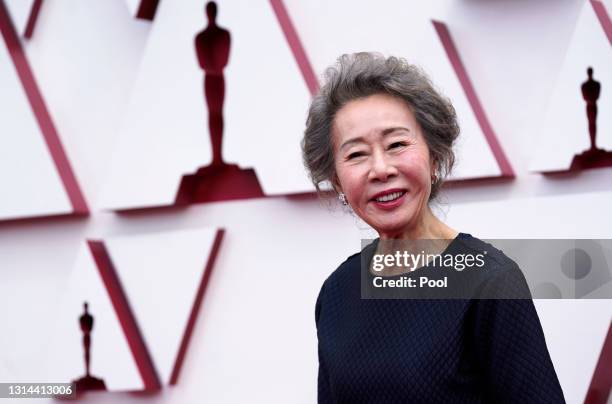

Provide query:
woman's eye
left=347, top=152, right=364, bottom=160
left=389, top=142, right=406, bottom=149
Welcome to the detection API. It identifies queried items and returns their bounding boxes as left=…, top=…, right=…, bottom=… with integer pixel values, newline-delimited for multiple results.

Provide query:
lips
left=370, top=190, right=408, bottom=210
left=369, top=188, right=407, bottom=202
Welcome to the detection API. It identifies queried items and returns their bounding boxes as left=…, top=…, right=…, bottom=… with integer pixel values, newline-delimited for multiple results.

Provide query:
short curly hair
left=301, top=52, right=459, bottom=204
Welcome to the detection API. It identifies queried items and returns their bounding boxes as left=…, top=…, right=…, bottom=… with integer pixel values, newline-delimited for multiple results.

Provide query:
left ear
left=330, top=172, right=343, bottom=195
left=430, top=158, right=438, bottom=183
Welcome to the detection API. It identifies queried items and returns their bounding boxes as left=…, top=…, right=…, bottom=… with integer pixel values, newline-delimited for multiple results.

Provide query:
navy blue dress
left=315, top=232, right=565, bottom=403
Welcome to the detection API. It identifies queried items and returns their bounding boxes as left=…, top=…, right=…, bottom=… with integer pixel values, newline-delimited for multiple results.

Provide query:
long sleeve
left=315, top=281, right=334, bottom=403
left=471, top=263, right=566, bottom=403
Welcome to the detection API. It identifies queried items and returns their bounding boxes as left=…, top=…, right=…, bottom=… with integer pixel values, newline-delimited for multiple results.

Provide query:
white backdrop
left=0, top=1, right=611, bottom=403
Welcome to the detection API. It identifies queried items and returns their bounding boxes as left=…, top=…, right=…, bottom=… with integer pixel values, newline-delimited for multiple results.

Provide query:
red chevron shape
left=0, top=0, right=88, bottom=220
left=88, top=240, right=161, bottom=391
left=432, top=20, right=514, bottom=179
left=585, top=320, right=612, bottom=404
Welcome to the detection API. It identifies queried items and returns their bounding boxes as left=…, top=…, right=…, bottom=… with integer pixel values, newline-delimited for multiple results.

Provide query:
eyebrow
left=339, top=127, right=411, bottom=152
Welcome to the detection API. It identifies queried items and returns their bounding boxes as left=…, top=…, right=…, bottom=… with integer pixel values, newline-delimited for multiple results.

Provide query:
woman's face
left=332, top=93, right=434, bottom=238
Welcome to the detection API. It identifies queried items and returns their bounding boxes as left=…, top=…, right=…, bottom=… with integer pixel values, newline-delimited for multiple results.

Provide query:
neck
left=373, top=208, right=459, bottom=276
left=378, top=206, right=457, bottom=241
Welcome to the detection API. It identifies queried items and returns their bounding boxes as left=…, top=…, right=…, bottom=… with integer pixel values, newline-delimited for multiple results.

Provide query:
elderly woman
left=301, top=53, right=565, bottom=403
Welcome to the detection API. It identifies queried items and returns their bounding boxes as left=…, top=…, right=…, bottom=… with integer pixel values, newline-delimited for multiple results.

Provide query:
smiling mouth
left=373, top=191, right=406, bottom=203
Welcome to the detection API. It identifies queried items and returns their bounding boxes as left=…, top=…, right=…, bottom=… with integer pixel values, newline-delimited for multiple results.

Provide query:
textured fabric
left=315, top=232, right=566, bottom=403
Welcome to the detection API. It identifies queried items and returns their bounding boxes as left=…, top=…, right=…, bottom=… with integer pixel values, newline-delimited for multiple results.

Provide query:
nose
left=368, top=148, right=398, bottom=182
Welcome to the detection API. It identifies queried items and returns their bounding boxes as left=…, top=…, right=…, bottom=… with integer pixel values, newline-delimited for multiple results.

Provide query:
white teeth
left=375, top=191, right=404, bottom=202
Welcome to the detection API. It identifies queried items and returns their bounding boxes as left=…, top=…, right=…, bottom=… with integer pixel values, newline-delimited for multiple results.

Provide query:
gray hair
left=301, top=52, right=459, bottom=205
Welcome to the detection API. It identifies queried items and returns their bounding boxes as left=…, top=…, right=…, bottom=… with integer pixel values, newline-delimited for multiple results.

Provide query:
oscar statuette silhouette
left=570, top=67, right=612, bottom=170
left=71, top=302, right=106, bottom=395
left=176, top=1, right=264, bottom=204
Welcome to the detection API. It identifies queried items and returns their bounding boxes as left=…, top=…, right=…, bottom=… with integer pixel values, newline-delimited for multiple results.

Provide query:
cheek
left=400, top=155, right=431, bottom=182
left=342, top=171, right=363, bottom=192
left=336, top=166, right=366, bottom=198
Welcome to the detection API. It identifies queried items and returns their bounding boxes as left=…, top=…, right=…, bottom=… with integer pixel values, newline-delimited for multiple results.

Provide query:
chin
left=371, top=219, right=410, bottom=236
left=370, top=213, right=419, bottom=235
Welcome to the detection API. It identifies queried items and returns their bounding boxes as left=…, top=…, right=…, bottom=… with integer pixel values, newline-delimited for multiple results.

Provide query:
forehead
left=332, top=93, right=417, bottom=146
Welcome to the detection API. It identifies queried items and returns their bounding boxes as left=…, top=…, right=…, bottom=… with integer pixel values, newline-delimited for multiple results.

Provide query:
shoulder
left=321, top=239, right=377, bottom=290
left=456, top=233, right=532, bottom=299
left=315, top=241, right=375, bottom=316
left=455, top=233, right=510, bottom=265
left=316, top=251, right=359, bottom=305
left=455, top=233, right=520, bottom=274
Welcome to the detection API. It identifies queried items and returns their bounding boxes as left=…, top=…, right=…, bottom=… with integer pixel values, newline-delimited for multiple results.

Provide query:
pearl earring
left=338, top=193, right=348, bottom=206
